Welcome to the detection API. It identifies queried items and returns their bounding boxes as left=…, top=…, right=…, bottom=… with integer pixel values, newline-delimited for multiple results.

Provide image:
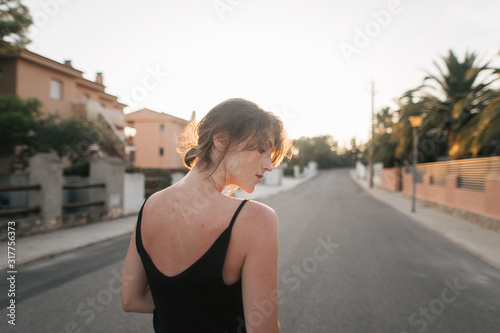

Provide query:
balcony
left=73, top=100, right=132, bottom=164
left=73, top=100, right=126, bottom=129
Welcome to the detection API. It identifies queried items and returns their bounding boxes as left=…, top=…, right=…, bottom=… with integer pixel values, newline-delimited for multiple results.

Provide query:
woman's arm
left=121, top=226, right=155, bottom=313
left=241, top=203, right=281, bottom=333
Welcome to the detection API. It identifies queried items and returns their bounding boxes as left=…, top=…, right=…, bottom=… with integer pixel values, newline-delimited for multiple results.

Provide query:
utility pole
left=409, top=116, right=423, bottom=212
left=369, top=80, right=375, bottom=188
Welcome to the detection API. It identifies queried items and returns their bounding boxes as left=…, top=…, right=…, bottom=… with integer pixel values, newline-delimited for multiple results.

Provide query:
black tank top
left=136, top=199, right=249, bottom=333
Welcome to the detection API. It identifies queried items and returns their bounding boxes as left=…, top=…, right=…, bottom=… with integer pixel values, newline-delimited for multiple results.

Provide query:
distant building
left=0, top=48, right=129, bottom=170
left=125, top=108, right=193, bottom=171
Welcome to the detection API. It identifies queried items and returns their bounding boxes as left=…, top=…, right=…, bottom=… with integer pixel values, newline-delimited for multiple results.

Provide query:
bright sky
left=23, top=0, right=500, bottom=147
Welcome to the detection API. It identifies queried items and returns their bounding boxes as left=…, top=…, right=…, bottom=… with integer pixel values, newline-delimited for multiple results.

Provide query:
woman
left=121, top=98, right=292, bottom=332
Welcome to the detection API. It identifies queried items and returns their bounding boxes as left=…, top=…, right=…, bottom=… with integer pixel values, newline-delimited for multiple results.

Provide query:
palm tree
left=454, top=91, right=500, bottom=157
left=419, top=50, right=499, bottom=159
left=390, top=93, right=414, bottom=163
left=374, top=107, right=393, bottom=135
left=371, top=107, right=398, bottom=167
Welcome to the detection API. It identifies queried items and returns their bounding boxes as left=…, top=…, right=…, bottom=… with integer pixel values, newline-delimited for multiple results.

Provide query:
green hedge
left=63, top=162, right=90, bottom=176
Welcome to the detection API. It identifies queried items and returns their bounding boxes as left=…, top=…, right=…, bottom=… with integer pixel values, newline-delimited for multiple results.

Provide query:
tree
left=33, top=114, right=124, bottom=165
left=370, top=107, right=398, bottom=167
left=454, top=91, right=500, bottom=157
left=374, top=107, right=393, bottom=135
left=339, top=137, right=363, bottom=167
left=0, top=0, right=33, bottom=52
left=293, top=135, right=336, bottom=169
left=287, top=135, right=359, bottom=170
left=419, top=50, right=499, bottom=159
left=362, top=49, right=500, bottom=165
left=0, top=95, right=125, bottom=171
left=0, top=94, right=40, bottom=156
left=389, top=91, right=448, bottom=164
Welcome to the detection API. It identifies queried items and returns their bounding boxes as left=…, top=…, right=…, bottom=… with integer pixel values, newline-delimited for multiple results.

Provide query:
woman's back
left=137, top=185, right=251, bottom=332
left=140, top=184, right=248, bottom=286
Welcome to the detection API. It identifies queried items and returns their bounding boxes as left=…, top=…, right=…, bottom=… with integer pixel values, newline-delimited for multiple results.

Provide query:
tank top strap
left=228, top=199, right=248, bottom=230
left=135, top=196, right=151, bottom=252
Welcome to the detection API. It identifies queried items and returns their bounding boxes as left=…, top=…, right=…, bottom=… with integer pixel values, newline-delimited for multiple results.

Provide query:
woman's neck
left=183, top=165, right=227, bottom=194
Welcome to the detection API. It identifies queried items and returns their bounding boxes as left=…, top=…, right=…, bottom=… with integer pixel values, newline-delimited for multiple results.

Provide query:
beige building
left=0, top=48, right=128, bottom=169
left=125, top=108, right=193, bottom=171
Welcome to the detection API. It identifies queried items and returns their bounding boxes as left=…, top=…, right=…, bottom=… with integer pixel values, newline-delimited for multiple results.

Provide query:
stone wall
left=0, top=154, right=145, bottom=240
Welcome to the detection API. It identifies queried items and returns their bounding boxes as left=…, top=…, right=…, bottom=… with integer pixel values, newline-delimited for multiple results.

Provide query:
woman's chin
left=240, top=185, right=256, bottom=194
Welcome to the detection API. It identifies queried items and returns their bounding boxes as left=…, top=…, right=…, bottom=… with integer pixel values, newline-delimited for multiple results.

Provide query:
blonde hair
left=178, top=98, right=292, bottom=173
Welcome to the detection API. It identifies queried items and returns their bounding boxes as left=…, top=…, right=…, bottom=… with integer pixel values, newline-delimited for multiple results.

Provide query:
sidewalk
left=0, top=173, right=317, bottom=270
left=349, top=170, right=500, bottom=270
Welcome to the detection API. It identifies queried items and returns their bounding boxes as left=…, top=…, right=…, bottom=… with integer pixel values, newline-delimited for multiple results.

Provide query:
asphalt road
left=1, top=169, right=499, bottom=332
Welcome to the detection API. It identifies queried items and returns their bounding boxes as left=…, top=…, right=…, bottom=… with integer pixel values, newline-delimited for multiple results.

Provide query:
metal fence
left=62, top=183, right=106, bottom=212
left=414, top=156, right=500, bottom=191
left=0, top=184, right=41, bottom=217
left=0, top=182, right=106, bottom=218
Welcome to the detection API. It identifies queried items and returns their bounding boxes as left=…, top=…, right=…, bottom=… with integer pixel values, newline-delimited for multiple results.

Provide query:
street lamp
left=409, top=115, right=423, bottom=213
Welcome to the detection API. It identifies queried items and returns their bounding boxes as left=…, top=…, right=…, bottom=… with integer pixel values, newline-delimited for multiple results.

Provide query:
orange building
left=125, top=108, right=193, bottom=171
left=0, top=49, right=128, bottom=165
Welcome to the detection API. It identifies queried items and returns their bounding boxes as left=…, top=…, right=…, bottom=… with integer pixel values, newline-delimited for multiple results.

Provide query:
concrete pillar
left=90, top=157, right=125, bottom=218
left=485, top=176, right=500, bottom=220
left=307, top=161, right=318, bottom=175
left=423, top=174, right=432, bottom=186
left=29, top=153, right=63, bottom=229
left=293, top=165, right=300, bottom=178
left=403, top=173, right=413, bottom=196
left=382, top=167, right=401, bottom=192
left=446, top=174, right=459, bottom=188
left=445, top=174, right=459, bottom=206
left=123, top=172, right=145, bottom=215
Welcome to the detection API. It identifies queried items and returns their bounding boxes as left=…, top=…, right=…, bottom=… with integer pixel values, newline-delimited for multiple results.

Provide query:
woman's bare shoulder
left=237, top=199, right=278, bottom=231
left=242, top=199, right=276, bottom=217
left=141, top=186, right=178, bottom=218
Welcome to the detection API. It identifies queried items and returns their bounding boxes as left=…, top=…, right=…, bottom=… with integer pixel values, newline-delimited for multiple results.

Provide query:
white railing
left=74, top=100, right=127, bottom=145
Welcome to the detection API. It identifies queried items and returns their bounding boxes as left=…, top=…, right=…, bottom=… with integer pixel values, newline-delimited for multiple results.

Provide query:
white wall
left=355, top=161, right=382, bottom=186
left=355, top=161, right=366, bottom=179
left=123, top=172, right=145, bottom=215
left=263, top=166, right=283, bottom=186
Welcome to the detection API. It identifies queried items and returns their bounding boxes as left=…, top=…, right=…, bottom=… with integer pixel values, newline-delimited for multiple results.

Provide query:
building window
left=129, top=150, right=136, bottom=164
left=159, top=148, right=164, bottom=156
left=160, top=124, right=165, bottom=133
left=50, top=79, right=62, bottom=100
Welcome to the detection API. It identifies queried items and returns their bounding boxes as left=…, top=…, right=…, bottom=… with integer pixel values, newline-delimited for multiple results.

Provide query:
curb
left=348, top=170, right=500, bottom=270
left=0, top=217, right=137, bottom=270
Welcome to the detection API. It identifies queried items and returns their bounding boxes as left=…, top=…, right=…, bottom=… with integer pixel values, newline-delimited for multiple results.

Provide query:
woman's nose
left=263, top=157, right=273, bottom=172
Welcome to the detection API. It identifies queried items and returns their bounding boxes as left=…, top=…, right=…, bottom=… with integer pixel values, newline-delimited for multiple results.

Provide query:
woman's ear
left=213, top=131, right=229, bottom=151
